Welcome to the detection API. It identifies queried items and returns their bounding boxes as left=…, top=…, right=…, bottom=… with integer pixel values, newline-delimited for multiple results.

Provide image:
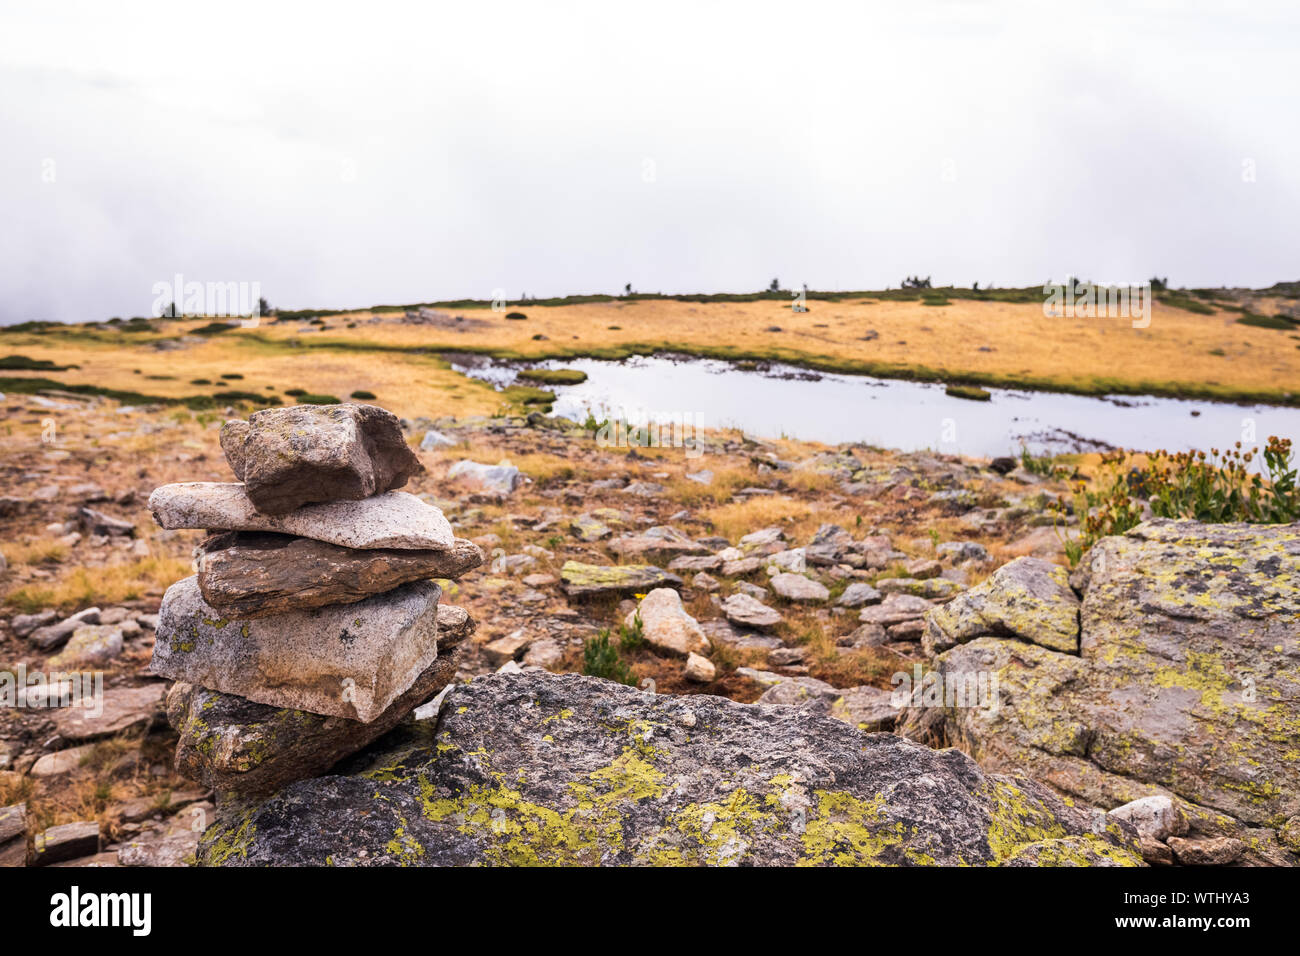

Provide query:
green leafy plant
left=1057, top=437, right=1298, bottom=565
left=620, top=612, right=645, bottom=652
left=582, top=630, right=635, bottom=685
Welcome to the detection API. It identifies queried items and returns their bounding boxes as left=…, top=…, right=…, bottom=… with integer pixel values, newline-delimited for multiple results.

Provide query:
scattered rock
left=1107, top=795, right=1186, bottom=842
left=626, top=588, right=709, bottom=657
left=522, top=639, right=564, bottom=670
left=621, top=481, right=665, bottom=497
left=483, top=630, right=533, bottom=665
left=721, top=556, right=764, bottom=577
left=721, top=592, right=782, bottom=631
left=29, top=607, right=101, bottom=651
left=831, top=686, right=905, bottom=732
left=766, top=548, right=807, bottom=573
left=683, top=652, right=716, bottom=683
left=739, top=526, right=786, bottom=555
left=77, top=507, right=134, bottom=537
left=877, top=577, right=964, bottom=600
left=1167, top=836, right=1244, bottom=866
left=903, top=558, right=942, bottom=579
left=837, top=582, right=883, bottom=607
left=420, top=429, right=456, bottom=451
left=53, top=684, right=166, bottom=742
left=770, top=573, right=829, bottom=602
left=858, top=594, right=932, bottom=626
left=30, top=744, right=95, bottom=777
left=937, top=541, right=990, bottom=564
left=570, top=514, right=613, bottom=542
left=448, top=459, right=523, bottom=496
left=805, top=524, right=855, bottom=566
left=559, top=561, right=682, bottom=599
left=117, top=802, right=214, bottom=867
left=700, top=619, right=782, bottom=651
left=11, top=610, right=57, bottom=638
left=48, top=624, right=123, bottom=668
left=0, top=804, right=27, bottom=867
left=32, top=821, right=100, bottom=867
left=609, top=526, right=707, bottom=562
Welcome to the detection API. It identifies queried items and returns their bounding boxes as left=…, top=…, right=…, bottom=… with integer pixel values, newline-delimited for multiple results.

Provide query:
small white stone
left=684, top=652, right=716, bottom=683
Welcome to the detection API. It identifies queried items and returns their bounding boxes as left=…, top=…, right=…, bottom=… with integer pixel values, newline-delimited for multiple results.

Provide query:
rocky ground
left=1, top=389, right=1295, bottom=866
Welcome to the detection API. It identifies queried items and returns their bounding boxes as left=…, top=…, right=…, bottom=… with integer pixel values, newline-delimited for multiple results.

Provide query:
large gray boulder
left=149, top=483, right=454, bottom=551
left=196, top=671, right=1142, bottom=866
left=910, top=520, right=1300, bottom=866
left=220, top=404, right=422, bottom=515
left=152, top=576, right=442, bottom=722
left=196, top=532, right=482, bottom=618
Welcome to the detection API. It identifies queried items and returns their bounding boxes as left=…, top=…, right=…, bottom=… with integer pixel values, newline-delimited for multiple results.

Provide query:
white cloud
left=1, top=0, right=1297, bottom=322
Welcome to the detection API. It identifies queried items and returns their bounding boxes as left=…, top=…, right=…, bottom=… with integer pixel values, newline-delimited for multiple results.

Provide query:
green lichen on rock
left=559, top=560, right=683, bottom=599
left=196, top=672, right=1142, bottom=866
left=924, top=555, right=1080, bottom=655
left=916, top=519, right=1300, bottom=865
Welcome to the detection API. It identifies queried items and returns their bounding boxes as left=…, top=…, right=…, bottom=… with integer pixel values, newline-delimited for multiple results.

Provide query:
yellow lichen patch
left=643, top=788, right=770, bottom=866
left=202, top=811, right=257, bottom=866
left=1004, top=835, right=1143, bottom=866
left=984, top=781, right=1072, bottom=862
left=577, top=747, right=667, bottom=805
left=798, top=790, right=938, bottom=866
left=417, top=777, right=604, bottom=866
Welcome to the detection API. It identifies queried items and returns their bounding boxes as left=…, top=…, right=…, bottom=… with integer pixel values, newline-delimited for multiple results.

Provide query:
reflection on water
left=450, top=353, right=1300, bottom=459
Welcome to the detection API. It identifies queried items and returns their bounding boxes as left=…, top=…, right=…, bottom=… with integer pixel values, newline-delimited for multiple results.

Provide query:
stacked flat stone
left=147, top=404, right=483, bottom=795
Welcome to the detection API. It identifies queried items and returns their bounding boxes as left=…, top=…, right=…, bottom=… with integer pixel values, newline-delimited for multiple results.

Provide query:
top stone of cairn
left=220, top=404, right=423, bottom=515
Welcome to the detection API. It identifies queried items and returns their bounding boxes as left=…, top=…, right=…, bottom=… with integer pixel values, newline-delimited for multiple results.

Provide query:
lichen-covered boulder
left=923, top=556, right=1079, bottom=655
left=915, top=520, right=1300, bottom=866
left=197, top=671, right=1142, bottom=866
left=559, top=560, right=682, bottom=599
left=221, top=404, right=422, bottom=515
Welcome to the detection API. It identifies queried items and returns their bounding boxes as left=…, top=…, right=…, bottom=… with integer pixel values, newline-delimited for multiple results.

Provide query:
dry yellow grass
left=194, top=296, right=1300, bottom=400
left=700, top=495, right=817, bottom=541
left=5, top=553, right=191, bottom=613
left=4, top=539, right=70, bottom=567
left=5, top=293, right=1297, bottom=417
left=0, top=329, right=504, bottom=419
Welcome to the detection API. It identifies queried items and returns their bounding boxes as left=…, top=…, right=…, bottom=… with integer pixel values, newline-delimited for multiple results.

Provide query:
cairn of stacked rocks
left=145, top=403, right=483, bottom=796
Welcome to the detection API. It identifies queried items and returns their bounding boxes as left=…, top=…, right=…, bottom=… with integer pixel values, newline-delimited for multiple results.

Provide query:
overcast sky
left=1, top=0, right=1297, bottom=324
